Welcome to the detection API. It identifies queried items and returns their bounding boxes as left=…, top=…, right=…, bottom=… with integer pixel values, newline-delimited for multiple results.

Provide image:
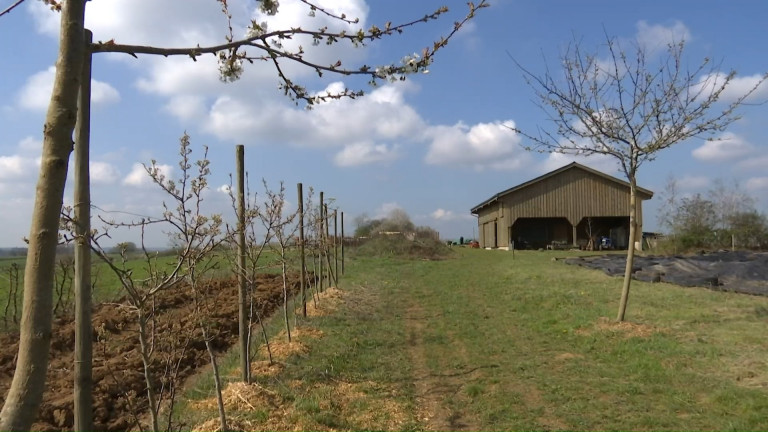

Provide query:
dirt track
left=0, top=274, right=298, bottom=431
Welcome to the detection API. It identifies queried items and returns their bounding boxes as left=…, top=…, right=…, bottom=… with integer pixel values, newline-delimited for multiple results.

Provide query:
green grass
left=181, top=247, right=768, bottom=430
left=0, top=250, right=251, bottom=330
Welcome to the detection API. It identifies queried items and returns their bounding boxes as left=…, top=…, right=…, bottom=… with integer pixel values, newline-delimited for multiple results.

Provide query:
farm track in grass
left=182, top=247, right=768, bottom=430
left=0, top=273, right=298, bottom=431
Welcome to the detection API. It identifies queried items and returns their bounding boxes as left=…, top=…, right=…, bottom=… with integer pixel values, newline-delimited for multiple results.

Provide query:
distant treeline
left=0, top=248, right=28, bottom=257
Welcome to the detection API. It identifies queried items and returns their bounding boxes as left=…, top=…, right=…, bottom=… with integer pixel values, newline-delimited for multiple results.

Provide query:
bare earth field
left=0, top=274, right=297, bottom=431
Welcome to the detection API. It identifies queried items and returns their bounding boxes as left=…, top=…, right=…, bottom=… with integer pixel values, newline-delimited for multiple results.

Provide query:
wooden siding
left=500, top=168, right=635, bottom=226
left=474, top=165, right=649, bottom=248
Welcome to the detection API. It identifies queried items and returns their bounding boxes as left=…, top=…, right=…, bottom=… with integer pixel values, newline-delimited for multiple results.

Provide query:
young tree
left=0, top=1, right=488, bottom=429
left=515, top=34, right=766, bottom=322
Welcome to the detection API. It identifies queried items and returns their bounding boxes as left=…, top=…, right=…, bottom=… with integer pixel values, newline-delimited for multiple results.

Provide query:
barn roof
left=470, top=162, right=654, bottom=214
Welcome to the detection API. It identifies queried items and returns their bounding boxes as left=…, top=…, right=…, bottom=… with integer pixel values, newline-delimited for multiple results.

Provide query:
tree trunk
left=617, top=179, right=638, bottom=322
left=0, top=1, right=87, bottom=430
left=73, top=29, right=93, bottom=432
left=137, top=309, right=161, bottom=432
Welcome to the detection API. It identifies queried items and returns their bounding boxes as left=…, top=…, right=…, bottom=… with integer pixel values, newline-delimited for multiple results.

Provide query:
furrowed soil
left=0, top=274, right=299, bottom=431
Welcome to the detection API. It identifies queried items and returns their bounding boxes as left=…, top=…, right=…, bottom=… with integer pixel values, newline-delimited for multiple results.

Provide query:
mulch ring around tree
left=0, top=273, right=299, bottom=432
left=564, top=251, right=768, bottom=295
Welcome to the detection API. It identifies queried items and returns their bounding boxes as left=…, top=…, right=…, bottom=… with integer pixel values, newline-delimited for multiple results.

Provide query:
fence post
left=298, top=183, right=306, bottom=317
left=341, top=212, right=345, bottom=275
left=333, top=210, right=338, bottom=285
left=319, top=192, right=324, bottom=293
left=73, top=29, right=94, bottom=432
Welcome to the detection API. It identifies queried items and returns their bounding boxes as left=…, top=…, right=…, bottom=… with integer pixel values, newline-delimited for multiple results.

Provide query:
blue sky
left=1, top=0, right=767, bottom=247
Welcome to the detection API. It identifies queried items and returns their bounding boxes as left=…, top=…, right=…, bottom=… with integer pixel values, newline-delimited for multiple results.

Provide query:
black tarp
left=564, top=251, right=768, bottom=296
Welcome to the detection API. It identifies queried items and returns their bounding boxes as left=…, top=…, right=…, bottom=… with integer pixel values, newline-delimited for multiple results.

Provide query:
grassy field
left=0, top=250, right=258, bottom=330
left=182, top=246, right=768, bottom=430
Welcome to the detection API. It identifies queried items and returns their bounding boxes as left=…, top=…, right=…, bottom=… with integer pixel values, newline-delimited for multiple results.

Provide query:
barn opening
left=470, top=162, right=654, bottom=251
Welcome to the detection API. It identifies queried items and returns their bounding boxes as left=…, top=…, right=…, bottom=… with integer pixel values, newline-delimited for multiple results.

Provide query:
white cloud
left=17, top=67, right=120, bottom=111
left=204, top=82, right=424, bottom=150
left=431, top=208, right=472, bottom=221
left=746, top=177, right=768, bottom=192
left=217, top=184, right=232, bottom=194
left=739, top=155, right=768, bottom=171
left=164, top=95, right=207, bottom=121
left=692, top=133, right=753, bottom=162
left=17, top=136, right=41, bottom=153
left=123, top=163, right=173, bottom=187
left=424, top=120, right=527, bottom=170
left=635, top=20, right=691, bottom=51
left=373, top=202, right=402, bottom=219
left=538, top=152, right=619, bottom=175
left=691, top=72, right=768, bottom=105
left=334, top=142, right=399, bottom=167
left=676, top=175, right=710, bottom=190
left=0, top=155, right=37, bottom=180
left=90, top=161, right=120, bottom=184
left=92, top=80, right=121, bottom=105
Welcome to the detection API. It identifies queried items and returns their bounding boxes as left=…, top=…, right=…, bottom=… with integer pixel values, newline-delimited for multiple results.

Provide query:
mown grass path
left=331, top=248, right=768, bottom=430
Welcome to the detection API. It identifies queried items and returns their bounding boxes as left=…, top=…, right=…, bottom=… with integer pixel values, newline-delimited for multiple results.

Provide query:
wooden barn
left=470, top=162, right=653, bottom=250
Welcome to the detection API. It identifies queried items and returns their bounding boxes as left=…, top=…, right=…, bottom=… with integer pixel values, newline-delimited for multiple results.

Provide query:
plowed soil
left=0, top=273, right=299, bottom=431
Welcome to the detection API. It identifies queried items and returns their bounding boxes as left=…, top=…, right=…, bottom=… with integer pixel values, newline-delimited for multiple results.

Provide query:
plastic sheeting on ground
left=564, top=251, right=768, bottom=296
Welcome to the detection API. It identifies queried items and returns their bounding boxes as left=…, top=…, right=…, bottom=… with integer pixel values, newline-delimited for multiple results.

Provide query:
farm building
left=470, top=162, right=653, bottom=250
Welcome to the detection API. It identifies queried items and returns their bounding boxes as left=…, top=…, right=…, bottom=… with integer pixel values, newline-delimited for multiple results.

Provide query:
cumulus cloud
left=90, top=161, right=120, bottom=184
left=746, top=177, right=768, bottom=192
left=334, top=142, right=399, bottom=167
left=0, top=155, right=38, bottom=180
left=424, top=120, right=528, bottom=170
left=18, top=67, right=120, bottom=111
left=635, top=20, right=691, bottom=51
left=431, top=208, right=472, bottom=221
left=538, top=152, right=619, bottom=175
left=204, top=82, right=424, bottom=149
left=373, top=202, right=402, bottom=219
left=692, top=133, right=754, bottom=162
left=691, top=72, right=768, bottom=104
left=123, top=163, right=173, bottom=187
left=17, top=136, right=41, bottom=153
left=739, top=155, right=768, bottom=171
left=676, top=175, right=710, bottom=190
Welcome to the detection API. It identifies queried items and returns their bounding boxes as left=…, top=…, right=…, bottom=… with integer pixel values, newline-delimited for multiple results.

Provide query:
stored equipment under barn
left=470, top=162, right=653, bottom=250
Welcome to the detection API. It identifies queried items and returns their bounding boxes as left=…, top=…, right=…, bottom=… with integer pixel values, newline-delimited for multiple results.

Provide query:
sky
left=0, top=0, right=767, bottom=247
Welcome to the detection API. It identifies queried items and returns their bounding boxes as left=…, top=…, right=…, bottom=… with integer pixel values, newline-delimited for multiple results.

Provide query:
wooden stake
left=73, top=29, right=93, bottom=432
left=236, top=144, right=249, bottom=383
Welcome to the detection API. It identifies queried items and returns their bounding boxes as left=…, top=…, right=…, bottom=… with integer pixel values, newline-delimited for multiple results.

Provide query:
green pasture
left=183, top=246, right=768, bottom=430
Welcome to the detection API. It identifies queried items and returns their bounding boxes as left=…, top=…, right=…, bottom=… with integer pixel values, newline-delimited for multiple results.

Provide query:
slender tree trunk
left=281, top=258, right=291, bottom=342
left=202, top=331, right=227, bottom=432
left=235, top=145, right=249, bottom=383
left=73, top=29, right=93, bottom=432
left=0, top=1, right=87, bottom=430
left=137, top=309, right=161, bottom=432
left=617, top=179, right=638, bottom=322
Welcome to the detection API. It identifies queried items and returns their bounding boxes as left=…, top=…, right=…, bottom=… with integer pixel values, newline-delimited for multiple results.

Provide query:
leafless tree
left=514, top=33, right=766, bottom=321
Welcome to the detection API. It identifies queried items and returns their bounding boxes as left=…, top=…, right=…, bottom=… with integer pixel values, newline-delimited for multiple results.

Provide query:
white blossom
left=246, top=21, right=268, bottom=38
